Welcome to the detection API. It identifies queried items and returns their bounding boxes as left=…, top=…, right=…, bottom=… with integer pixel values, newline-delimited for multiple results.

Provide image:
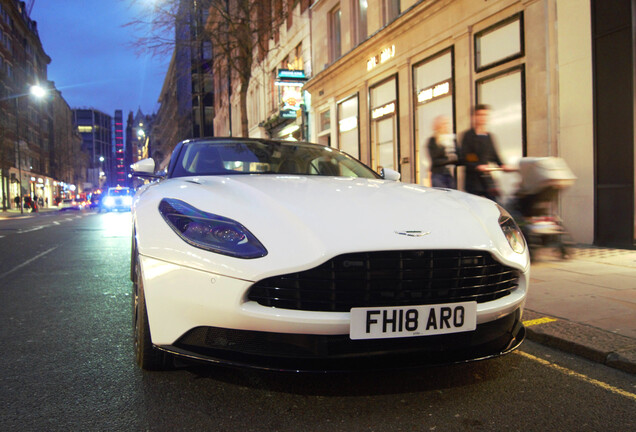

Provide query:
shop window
left=317, top=109, right=331, bottom=146
left=337, top=95, right=359, bottom=159
left=475, top=13, right=524, bottom=72
left=476, top=66, right=526, bottom=197
left=370, top=76, right=398, bottom=172
left=413, top=49, right=454, bottom=186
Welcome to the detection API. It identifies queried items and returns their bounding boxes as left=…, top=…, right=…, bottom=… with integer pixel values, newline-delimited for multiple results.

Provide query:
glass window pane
left=477, top=69, right=524, bottom=198
left=476, top=17, right=522, bottom=69
left=415, top=53, right=452, bottom=91
left=319, top=110, right=331, bottom=132
left=370, top=79, right=395, bottom=108
left=338, top=96, right=359, bottom=158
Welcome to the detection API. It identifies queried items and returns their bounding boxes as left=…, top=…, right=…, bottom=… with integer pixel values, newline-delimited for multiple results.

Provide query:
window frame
left=474, top=13, right=525, bottom=73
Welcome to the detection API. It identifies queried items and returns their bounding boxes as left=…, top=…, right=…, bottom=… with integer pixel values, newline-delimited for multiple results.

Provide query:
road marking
left=17, top=225, right=46, bottom=234
left=0, top=246, right=59, bottom=280
left=515, top=351, right=636, bottom=402
left=523, top=317, right=558, bottom=327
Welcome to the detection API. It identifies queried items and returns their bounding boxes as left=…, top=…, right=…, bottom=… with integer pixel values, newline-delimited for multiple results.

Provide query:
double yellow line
left=519, top=315, right=636, bottom=402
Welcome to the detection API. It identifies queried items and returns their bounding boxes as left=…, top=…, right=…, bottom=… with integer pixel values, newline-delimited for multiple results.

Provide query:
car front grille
left=248, top=250, right=520, bottom=312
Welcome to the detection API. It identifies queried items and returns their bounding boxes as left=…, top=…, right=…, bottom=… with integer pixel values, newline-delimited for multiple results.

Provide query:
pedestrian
left=14, top=195, right=20, bottom=209
left=427, top=115, right=458, bottom=188
left=460, top=104, right=513, bottom=202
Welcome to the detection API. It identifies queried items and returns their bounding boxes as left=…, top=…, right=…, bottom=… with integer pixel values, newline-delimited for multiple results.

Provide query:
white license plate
left=349, top=301, right=477, bottom=340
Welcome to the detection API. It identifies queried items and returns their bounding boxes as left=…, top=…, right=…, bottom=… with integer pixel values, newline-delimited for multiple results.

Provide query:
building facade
left=113, top=109, right=127, bottom=187
left=305, top=0, right=635, bottom=248
left=211, top=0, right=313, bottom=141
left=49, top=89, right=84, bottom=202
left=73, top=108, right=112, bottom=191
left=0, top=0, right=55, bottom=208
left=151, top=52, right=184, bottom=170
left=175, top=0, right=214, bottom=139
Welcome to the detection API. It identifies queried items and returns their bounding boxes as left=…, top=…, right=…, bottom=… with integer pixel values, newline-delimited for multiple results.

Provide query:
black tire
left=133, top=250, right=171, bottom=370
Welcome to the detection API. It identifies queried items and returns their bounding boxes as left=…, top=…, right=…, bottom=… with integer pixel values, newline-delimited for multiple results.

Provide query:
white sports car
left=131, top=138, right=529, bottom=371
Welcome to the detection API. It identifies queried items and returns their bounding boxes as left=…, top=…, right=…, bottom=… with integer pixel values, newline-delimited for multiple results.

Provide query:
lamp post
left=14, top=84, right=47, bottom=214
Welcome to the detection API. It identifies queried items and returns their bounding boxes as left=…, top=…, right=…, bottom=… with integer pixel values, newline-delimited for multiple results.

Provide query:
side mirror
left=381, top=168, right=401, bottom=182
left=131, top=158, right=161, bottom=179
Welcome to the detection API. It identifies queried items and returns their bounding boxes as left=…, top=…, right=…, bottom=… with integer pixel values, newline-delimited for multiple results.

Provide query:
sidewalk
left=0, top=206, right=69, bottom=219
left=525, top=245, right=636, bottom=374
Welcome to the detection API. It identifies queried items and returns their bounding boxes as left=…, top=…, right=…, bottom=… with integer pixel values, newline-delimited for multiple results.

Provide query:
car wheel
left=133, top=249, right=171, bottom=370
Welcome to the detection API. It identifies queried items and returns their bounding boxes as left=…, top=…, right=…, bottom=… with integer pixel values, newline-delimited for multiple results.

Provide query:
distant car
left=102, top=187, right=133, bottom=212
left=89, top=191, right=103, bottom=209
left=58, top=198, right=81, bottom=210
left=130, top=138, right=530, bottom=372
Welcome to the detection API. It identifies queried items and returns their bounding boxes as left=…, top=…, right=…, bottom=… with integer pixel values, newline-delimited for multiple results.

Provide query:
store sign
left=417, top=80, right=452, bottom=104
left=278, top=69, right=306, bottom=80
left=276, top=69, right=306, bottom=119
left=371, top=102, right=395, bottom=120
left=367, top=45, right=396, bottom=71
left=280, top=84, right=302, bottom=119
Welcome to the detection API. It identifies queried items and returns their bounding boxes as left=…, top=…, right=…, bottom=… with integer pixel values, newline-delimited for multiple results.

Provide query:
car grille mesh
left=248, top=250, right=520, bottom=312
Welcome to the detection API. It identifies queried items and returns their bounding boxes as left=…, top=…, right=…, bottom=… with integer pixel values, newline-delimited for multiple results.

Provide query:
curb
left=523, top=309, right=636, bottom=375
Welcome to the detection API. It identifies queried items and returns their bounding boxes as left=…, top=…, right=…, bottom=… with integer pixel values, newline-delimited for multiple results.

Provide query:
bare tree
left=127, top=0, right=282, bottom=138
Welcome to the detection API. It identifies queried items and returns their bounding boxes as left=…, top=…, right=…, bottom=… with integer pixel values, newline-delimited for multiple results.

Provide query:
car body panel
left=134, top=175, right=528, bottom=283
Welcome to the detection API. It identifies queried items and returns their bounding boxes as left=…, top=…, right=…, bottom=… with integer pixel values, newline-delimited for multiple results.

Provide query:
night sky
left=30, top=0, right=170, bottom=117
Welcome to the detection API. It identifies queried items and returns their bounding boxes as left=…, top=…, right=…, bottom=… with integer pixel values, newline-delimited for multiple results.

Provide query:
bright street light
left=30, top=85, right=46, bottom=99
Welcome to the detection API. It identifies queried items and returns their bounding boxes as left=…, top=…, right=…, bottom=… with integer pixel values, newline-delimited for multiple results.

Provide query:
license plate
left=349, top=301, right=477, bottom=340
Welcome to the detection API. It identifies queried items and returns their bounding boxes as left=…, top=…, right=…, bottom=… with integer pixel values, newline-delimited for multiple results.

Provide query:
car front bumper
left=140, top=254, right=528, bottom=371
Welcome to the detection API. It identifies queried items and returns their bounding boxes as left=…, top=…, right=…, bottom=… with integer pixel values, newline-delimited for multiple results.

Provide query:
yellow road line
left=523, top=317, right=558, bottom=327
left=515, top=351, right=636, bottom=402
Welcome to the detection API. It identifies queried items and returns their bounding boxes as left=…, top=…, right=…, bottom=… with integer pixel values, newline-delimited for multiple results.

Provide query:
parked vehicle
left=130, top=138, right=530, bottom=371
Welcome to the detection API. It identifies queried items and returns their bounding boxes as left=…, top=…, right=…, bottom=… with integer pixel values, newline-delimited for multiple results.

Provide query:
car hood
left=134, top=175, right=528, bottom=280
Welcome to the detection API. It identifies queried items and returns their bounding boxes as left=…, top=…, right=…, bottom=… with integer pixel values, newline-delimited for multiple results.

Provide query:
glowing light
left=371, top=102, right=395, bottom=119
left=30, top=85, right=46, bottom=98
left=417, top=80, right=451, bottom=104
left=367, top=45, right=395, bottom=71
left=339, top=116, right=357, bottom=132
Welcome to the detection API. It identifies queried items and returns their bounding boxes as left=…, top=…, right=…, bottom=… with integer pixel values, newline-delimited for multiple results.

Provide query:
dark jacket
left=460, top=129, right=503, bottom=194
left=427, top=136, right=457, bottom=176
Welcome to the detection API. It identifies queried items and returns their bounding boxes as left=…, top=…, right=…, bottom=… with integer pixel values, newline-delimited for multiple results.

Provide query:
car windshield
left=109, top=188, right=131, bottom=196
left=170, top=140, right=380, bottom=179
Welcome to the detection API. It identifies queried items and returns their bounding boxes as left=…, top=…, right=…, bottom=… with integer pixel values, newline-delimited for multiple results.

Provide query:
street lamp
left=14, top=84, right=47, bottom=213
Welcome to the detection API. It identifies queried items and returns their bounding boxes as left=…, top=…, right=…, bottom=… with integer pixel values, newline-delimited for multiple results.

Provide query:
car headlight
left=158, top=198, right=268, bottom=259
left=123, top=196, right=133, bottom=205
left=497, top=204, right=526, bottom=254
left=104, top=196, right=115, bottom=207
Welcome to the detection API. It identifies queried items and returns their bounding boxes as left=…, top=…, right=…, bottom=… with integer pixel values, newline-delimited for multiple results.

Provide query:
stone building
left=304, top=0, right=635, bottom=248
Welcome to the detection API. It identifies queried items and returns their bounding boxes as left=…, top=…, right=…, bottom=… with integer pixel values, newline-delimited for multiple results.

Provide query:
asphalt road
left=0, top=211, right=634, bottom=431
